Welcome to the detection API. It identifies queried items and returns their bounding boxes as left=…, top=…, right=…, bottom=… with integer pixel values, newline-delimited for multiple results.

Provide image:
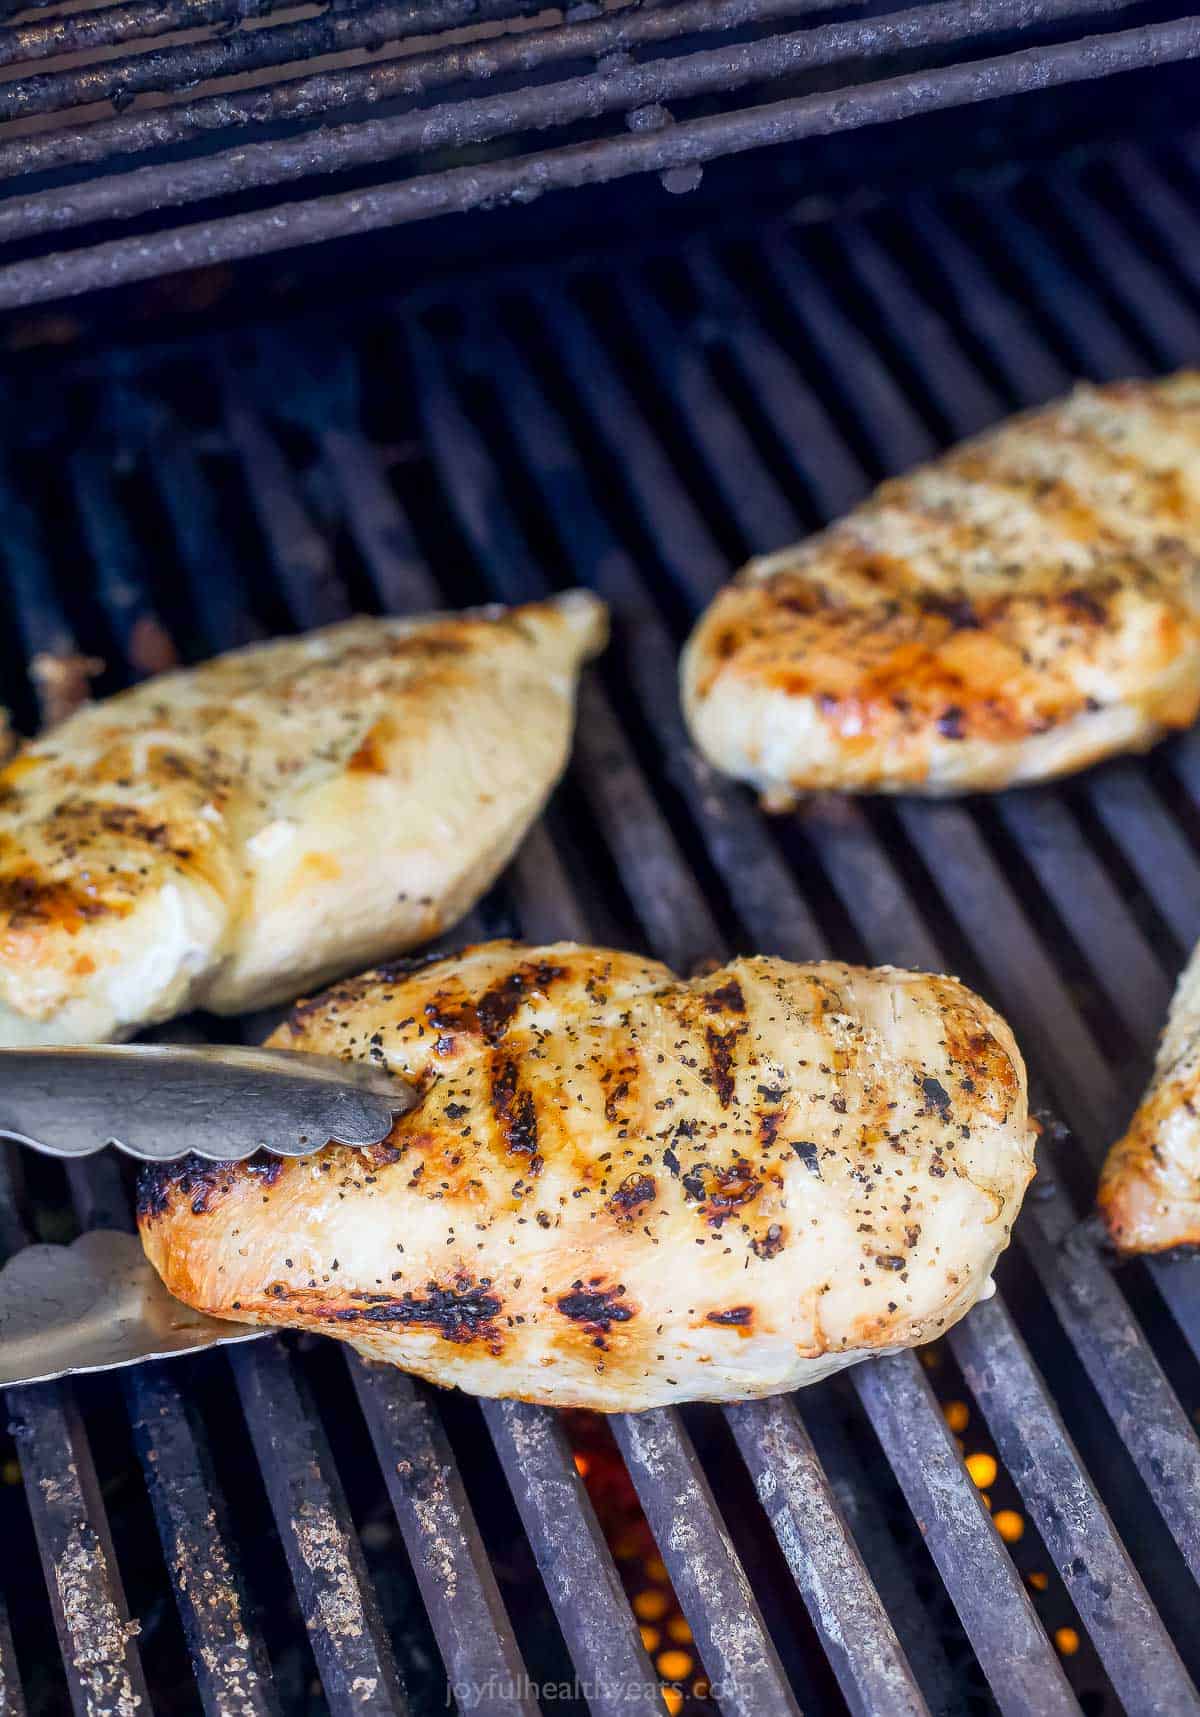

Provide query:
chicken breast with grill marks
left=0, top=594, right=606, bottom=1044
left=1100, top=941, right=1200, bottom=1253
left=138, top=941, right=1036, bottom=1410
left=682, top=374, right=1200, bottom=800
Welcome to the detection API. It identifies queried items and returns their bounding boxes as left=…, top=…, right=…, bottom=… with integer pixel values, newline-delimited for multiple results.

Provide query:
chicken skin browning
left=682, top=375, right=1200, bottom=800
left=1100, top=941, right=1200, bottom=1253
left=0, top=594, right=606, bottom=1044
left=139, top=941, right=1036, bottom=1410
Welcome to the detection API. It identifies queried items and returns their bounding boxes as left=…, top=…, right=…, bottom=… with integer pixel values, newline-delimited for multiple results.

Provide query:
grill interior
left=2, top=120, right=1200, bottom=1717
left=0, top=0, right=1196, bottom=308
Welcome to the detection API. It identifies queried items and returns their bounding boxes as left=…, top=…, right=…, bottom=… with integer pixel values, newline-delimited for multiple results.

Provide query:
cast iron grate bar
left=852, top=1354, right=1080, bottom=1717
left=483, top=1400, right=664, bottom=1717
left=609, top=1408, right=802, bottom=1716
left=230, top=1342, right=411, bottom=1715
left=0, top=9, right=1197, bottom=307
left=0, top=0, right=1150, bottom=255
left=992, top=789, right=1172, bottom=1041
left=723, top=1395, right=930, bottom=1717
left=0, top=1156, right=150, bottom=1716
left=0, top=0, right=857, bottom=182
left=948, top=1301, right=1199, bottom=1713
left=349, top=1360, right=539, bottom=1717
left=6, top=1380, right=153, bottom=1717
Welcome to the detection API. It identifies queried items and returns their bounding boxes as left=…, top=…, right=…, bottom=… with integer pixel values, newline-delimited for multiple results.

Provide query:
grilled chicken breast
left=1100, top=941, right=1200, bottom=1253
left=0, top=596, right=606, bottom=1044
left=139, top=941, right=1036, bottom=1410
left=682, top=375, right=1200, bottom=800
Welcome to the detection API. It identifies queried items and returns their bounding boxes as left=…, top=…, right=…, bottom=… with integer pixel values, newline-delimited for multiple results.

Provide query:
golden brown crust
left=139, top=941, right=1036, bottom=1410
left=682, top=374, right=1200, bottom=797
left=1099, top=941, right=1200, bottom=1254
left=0, top=594, right=606, bottom=1043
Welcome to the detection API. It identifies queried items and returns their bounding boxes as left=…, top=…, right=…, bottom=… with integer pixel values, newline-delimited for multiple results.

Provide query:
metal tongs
left=0, top=1045, right=421, bottom=1389
left=0, top=1043, right=419, bottom=1164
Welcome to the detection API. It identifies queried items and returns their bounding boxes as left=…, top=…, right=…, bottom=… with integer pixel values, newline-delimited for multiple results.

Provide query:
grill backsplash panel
left=1, top=120, right=1200, bottom=1717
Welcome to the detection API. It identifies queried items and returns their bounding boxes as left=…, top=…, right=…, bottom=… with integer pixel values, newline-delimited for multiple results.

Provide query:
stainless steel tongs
left=0, top=1043, right=419, bottom=1163
left=0, top=1045, right=421, bottom=1388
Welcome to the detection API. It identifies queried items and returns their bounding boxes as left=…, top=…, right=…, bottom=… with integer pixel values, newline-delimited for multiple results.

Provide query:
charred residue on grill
left=557, top=1279, right=634, bottom=1348
left=137, top=1152, right=284, bottom=1220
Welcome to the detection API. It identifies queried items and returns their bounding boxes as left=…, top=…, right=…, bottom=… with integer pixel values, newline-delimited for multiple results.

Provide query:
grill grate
left=2, top=126, right=1200, bottom=1717
left=0, top=0, right=1195, bottom=308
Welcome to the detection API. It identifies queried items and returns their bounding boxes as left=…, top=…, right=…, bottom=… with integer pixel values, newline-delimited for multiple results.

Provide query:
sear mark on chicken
left=138, top=940, right=1037, bottom=1410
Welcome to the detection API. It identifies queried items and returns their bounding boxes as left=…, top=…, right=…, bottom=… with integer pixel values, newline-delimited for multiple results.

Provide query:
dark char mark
left=921, top=1076, right=952, bottom=1122
left=706, top=1306, right=753, bottom=1326
left=703, top=980, right=746, bottom=1015
left=0, top=871, right=111, bottom=931
left=920, top=593, right=980, bottom=630
left=314, top=1277, right=503, bottom=1345
left=791, top=1140, right=822, bottom=1178
left=137, top=1153, right=283, bottom=1221
left=286, top=947, right=462, bottom=1029
left=425, top=961, right=568, bottom=1045
left=373, top=948, right=462, bottom=984
left=557, top=1281, right=634, bottom=1338
left=752, top=1224, right=785, bottom=1260
left=609, top=1172, right=656, bottom=1219
left=705, top=1024, right=745, bottom=1108
left=478, top=962, right=567, bottom=1041
left=682, top=1159, right=762, bottom=1227
left=490, top=1054, right=541, bottom=1169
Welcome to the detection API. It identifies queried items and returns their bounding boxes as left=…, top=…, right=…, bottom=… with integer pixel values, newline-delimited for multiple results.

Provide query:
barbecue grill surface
left=0, top=0, right=1196, bottom=310
left=2, top=126, right=1200, bottom=1717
